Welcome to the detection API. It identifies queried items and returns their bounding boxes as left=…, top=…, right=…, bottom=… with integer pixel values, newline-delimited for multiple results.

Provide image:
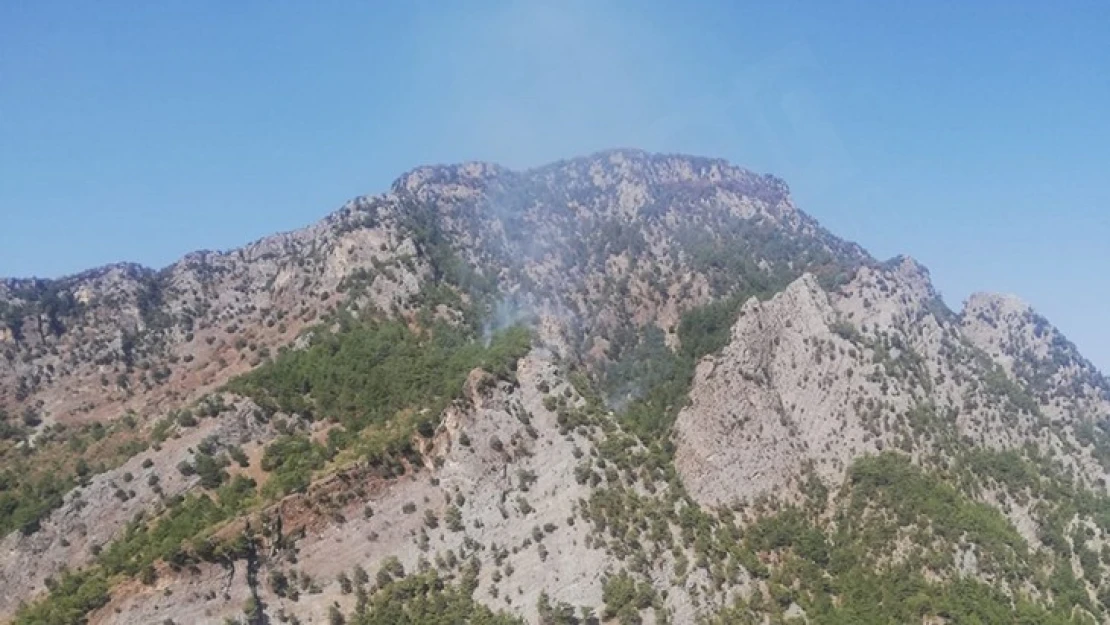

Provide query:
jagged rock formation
left=675, top=260, right=1107, bottom=507
left=2, top=150, right=1109, bottom=625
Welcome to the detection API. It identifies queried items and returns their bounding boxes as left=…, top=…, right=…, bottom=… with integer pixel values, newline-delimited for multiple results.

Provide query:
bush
left=227, top=445, right=250, bottom=468
left=193, top=453, right=228, bottom=490
left=260, top=435, right=328, bottom=497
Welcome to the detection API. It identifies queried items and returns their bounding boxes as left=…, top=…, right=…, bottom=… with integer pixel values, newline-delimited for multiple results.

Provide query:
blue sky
left=2, top=1, right=1108, bottom=370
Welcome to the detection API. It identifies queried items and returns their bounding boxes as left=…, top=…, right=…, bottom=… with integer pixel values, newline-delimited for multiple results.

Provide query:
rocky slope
left=675, top=259, right=1108, bottom=508
left=2, top=150, right=1109, bottom=625
left=0, top=151, right=864, bottom=431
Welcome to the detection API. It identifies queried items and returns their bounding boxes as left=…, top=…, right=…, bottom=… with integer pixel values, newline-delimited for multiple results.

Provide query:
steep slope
left=675, top=259, right=1108, bottom=507
left=2, top=150, right=1109, bottom=625
left=961, top=292, right=1110, bottom=425
left=0, top=398, right=277, bottom=618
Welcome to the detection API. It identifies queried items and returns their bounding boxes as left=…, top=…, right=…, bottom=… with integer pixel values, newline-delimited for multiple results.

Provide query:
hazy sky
left=2, top=1, right=1108, bottom=369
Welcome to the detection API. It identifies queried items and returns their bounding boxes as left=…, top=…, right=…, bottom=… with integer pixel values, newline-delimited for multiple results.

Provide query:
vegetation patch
left=348, top=569, right=523, bottom=625
left=229, top=315, right=532, bottom=496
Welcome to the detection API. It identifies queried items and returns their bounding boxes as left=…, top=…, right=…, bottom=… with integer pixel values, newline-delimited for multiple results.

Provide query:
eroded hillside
left=2, top=150, right=1109, bottom=625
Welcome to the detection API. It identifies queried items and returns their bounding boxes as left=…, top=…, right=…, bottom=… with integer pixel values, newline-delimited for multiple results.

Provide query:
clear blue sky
left=2, top=1, right=1108, bottom=370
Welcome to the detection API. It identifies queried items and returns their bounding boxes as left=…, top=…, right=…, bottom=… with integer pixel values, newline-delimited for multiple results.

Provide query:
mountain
left=2, top=149, right=1109, bottom=625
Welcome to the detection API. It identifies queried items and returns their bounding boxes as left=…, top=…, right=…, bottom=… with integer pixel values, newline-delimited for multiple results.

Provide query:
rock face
left=2, top=150, right=1110, bottom=624
left=675, top=260, right=1107, bottom=507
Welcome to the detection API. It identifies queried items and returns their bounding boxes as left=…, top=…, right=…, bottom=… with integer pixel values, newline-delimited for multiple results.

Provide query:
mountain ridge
left=2, top=149, right=1110, bottom=625
left=0, top=149, right=822, bottom=283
